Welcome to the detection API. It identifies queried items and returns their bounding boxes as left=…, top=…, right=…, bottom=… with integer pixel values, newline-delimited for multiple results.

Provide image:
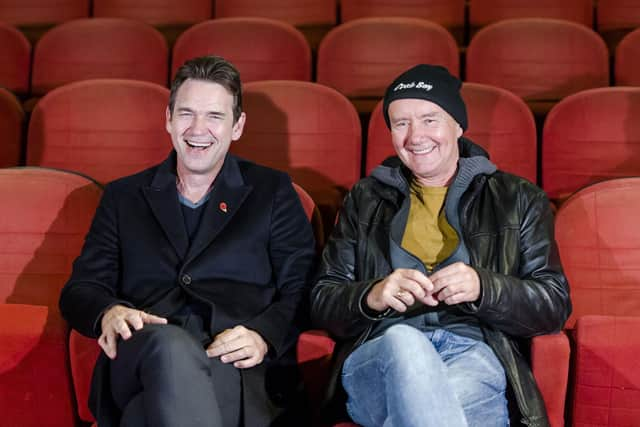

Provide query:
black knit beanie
left=382, top=64, right=468, bottom=131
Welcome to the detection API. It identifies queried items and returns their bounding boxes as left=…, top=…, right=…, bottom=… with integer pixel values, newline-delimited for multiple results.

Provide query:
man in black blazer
left=59, top=56, right=316, bottom=427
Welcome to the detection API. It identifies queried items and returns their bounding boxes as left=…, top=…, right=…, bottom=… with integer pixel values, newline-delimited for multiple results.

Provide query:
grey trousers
left=110, top=323, right=242, bottom=427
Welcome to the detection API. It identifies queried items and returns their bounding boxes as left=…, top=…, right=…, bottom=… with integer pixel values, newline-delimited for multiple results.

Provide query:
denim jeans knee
left=341, top=327, right=508, bottom=427
left=342, top=325, right=468, bottom=427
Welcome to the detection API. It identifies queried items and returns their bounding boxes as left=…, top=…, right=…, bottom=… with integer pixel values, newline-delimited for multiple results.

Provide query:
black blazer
left=60, top=152, right=316, bottom=426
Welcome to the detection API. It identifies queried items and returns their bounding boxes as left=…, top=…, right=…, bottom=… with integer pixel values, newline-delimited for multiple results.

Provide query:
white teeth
left=186, top=140, right=212, bottom=148
left=409, top=145, right=436, bottom=154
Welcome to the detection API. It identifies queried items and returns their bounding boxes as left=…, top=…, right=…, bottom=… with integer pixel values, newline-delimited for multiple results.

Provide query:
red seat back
left=317, top=17, right=459, bottom=99
left=0, top=23, right=31, bottom=94
left=172, top=18, right=311, bottom=82
left=0, top=0, right=88, bottom=25
left=235, top=80, right=361, bottom=230
left=597, top=0, right=640, bottom=33
left=0, top=88, right=24, bottom=168
left=466, top=18, right=608, bottom=102
left=214, top=0, right=337, bottom=26
left=615, top=27, right=640, bottom=86
left=555, top=177, right=640, bottom=328
left=340, top=0, right=465, bottom=29
left=237, top=80, right=361, bottom=193
left=31, top=18, right=168, bottom=96
left=469, top=0, right=593, bottom=28
left=93, top=0, right=211, bottom=25
left=542, top=87, right=640, bottom=201
left=27, top=79, right=172, bottom=184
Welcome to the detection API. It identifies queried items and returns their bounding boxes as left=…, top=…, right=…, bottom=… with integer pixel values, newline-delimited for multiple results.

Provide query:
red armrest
left=69, top=329, right=101, bottom=423
left=531, top=332, right=570, bottom=427
left=297, top=329, right=336, bottom=410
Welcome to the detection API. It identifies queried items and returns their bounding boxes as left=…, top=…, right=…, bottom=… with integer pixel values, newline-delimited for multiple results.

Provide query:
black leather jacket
left=310, top=139, right=571, bottom=427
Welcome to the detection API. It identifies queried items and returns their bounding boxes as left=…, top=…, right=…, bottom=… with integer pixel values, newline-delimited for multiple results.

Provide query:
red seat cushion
left=573, top=315, right=640, bottom=426
left=0, top=304, right=48, bottom=374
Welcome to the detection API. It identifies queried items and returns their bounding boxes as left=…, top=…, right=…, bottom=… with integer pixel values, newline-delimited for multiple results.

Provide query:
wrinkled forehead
left=174, top=79, right=235, bottom=109
left=388, top=98, right=452, bottom=122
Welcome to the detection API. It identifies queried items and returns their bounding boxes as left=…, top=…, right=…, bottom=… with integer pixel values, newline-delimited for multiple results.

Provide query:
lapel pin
left=219, top=202, right=228, bottom=213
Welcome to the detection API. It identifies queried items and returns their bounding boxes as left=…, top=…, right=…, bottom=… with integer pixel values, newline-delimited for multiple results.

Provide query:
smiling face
left=388, top=98, right=463, bottom=187
left=166, top=78, right=245, bottom=181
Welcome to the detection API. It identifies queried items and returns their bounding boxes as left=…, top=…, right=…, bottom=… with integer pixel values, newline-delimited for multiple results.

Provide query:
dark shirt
left=175, top=192, right=212, bottom=344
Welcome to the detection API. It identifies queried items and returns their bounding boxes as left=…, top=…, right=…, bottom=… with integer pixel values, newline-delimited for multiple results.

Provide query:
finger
left=436, top=275, right=479, bottom=304
left=398, top=279, right=428, bottom=299
left=431, top=262, right=466, bottom=276
left=431, top=270, right=464, bottom=294
left=385, top=294, right=410, bottom=313
left=206, top=342, right=229, bottom=358
left=442, top=292, right=466, bottom=305
left=127, top=312, right=144, bottom=331
left=99, top=332, right=117, bottom=359
left=440, top=286, right=470, bottom=305
left=214, top=326, right=245, bottom=344
left=219, top=346, right=251, bottom=364
left=141, top=312, right=168, bottom=325
left=420, top=292, right=440, bottom=306
left=430, top=263, right=467, bottom=291
left=394, top=290, right=415, bottom=307
left=115, top=319, right=133, bottom=340
left=402, top=269, right=434, bottom=293
left=234, top=353, right=262, bottom=369
left=207, top=336, right=245, bottom=358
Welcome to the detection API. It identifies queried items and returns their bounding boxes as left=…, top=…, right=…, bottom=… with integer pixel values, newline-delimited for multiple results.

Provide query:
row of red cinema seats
left=2, top=0, right=640, bottom=43
left=1, top=165, right=639, bottom=427
left=2, top=78, right=640, bottom=212
left=2, top=15, right=640, bottom=121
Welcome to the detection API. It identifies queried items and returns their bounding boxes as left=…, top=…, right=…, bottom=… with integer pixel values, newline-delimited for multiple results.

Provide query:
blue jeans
left=341, top=324, right=508, bottom=427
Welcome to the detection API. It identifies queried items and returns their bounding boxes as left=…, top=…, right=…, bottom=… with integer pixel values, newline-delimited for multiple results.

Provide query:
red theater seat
left=31, top=18, right=168, bottom=97
left=27, top=79, right=171, bottom=184
left=542, top=87, right=640, bottom=203
left=317, top=17, right=459, bottom=114
left=339, top=0, right=465, bottom=43
left=366, top=83, right=537, bottom=184
left=0, top=168, right=102, bottom=427
left=0, top=0, right=88, bottom=26
left=235, top=80, right=361, bottom=236
left=214, top=0, right=336, bottom=26
left=93, top=0, right=211, bottom=26
left=469, top=0, right=593, bottom=29
left=0, top=22, right=31, bottom=95
left=614, top=27, right=640, bottom=86
left=172, top=18, right=311, bottom=82
left=555, top=178, right=640, bottom=426
left=466, top=18, right=609, bottom=115
left=597, top=0, right=640, bottom=51
left=214, top=0, right=337, bottom=52
left=0, top=88, right=24, bottom=167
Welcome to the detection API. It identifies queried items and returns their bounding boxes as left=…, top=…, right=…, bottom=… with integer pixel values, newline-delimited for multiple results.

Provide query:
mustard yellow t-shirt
left=401, top=179, right=459, bottom=272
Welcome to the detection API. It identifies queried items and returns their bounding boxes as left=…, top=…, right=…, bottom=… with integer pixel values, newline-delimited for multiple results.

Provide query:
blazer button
left=181, top=274, right=192, bottom=285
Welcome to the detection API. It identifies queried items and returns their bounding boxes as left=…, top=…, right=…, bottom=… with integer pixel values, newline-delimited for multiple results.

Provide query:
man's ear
left=232, top=112, right=246, bottom=141
left=165, top=107, right=172, bottom=134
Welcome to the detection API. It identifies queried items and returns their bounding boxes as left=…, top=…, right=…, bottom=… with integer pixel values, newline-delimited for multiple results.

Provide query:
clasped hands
left=366, top=262, right=481, bottom=313
left=99, top=304, right=267, bottom=368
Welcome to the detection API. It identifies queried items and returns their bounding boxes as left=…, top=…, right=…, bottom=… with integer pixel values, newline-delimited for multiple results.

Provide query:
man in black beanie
left=311, top=64, right=571, bottom=427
